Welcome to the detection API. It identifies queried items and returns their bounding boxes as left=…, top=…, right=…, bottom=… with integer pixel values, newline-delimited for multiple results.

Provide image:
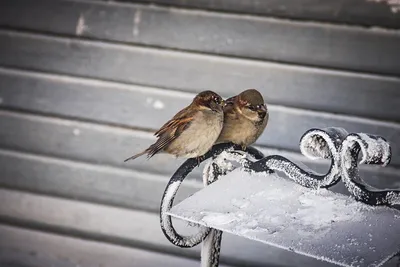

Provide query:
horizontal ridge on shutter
left=0, top=0, right=400, bottom=76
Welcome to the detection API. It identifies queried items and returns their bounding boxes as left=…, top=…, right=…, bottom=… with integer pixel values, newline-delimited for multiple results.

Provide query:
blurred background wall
left=0, top=0, right=399, bottom=266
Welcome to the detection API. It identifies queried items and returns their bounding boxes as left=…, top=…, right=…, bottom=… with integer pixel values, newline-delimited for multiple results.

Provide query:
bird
left=216, top=89, right=268, bottom=150
left=124, top=90, right=225, bottom=164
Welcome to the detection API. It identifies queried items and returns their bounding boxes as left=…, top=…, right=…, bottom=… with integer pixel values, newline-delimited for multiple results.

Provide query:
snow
left=160, top=179, right=211, bottom=248
left=160, top=181, right=181, bottom=242
left=202, top=150, right=248, bottom=186
left=73, top=128, right=81, bottom=136
left=202, top=212, right=238, bottom=225
left=340, top=133, right=399, bottom=206
left=146, top=97, right=165, bottom=109
left=153, top=100, right=165, bottom=109
left=300, top=131, right=332, bottom=160
left=75, top=14, right=89, bottom=36
left=168, top=168, right=400, bottom=267
left=201, top=229, right=222, bottom=267
left=367, top=0, right=400, bottom=13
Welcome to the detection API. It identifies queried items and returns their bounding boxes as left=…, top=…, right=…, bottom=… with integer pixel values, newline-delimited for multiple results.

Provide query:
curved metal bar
left=203, top=150, right=268, bottom=187
left=159, top=156, right=210, bottom=248
left=248, top=127, right=348, bottom=189
left=340, top=133, right=400, bottom=206
left=200, top=226, right=223, bottom=267
left=160, top=143, right=264, bottom=248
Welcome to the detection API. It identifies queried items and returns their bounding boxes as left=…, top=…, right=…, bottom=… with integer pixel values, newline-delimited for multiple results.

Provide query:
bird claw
left=196, top=155, right=205, bottom=167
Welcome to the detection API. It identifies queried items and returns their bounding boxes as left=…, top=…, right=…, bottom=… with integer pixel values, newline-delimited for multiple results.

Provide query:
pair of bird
left=124, top=89, right=269, bottom=165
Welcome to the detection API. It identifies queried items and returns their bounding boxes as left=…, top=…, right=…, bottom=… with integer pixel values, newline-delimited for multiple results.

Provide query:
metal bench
left=160, top=127, right=400, bottom=267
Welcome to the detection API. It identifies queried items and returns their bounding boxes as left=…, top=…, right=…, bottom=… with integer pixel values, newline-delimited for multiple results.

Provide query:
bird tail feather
left=124, top=150, right=147, bottom=162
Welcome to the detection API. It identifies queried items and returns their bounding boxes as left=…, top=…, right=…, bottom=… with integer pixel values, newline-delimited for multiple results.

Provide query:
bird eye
left=247, top=105, right=257, bottom=111
left=213, top=96, right=221, bottom=104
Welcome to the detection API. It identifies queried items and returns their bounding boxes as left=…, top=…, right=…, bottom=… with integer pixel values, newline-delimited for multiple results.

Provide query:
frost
left=202, top=150, right=247, bottom=186
left=201, top=212, right=237, bottom=225
left=300, top=132, right=330, bottom=160
left=367, top=0, right=400, bottom=13
left=231, top=197, right=250, bottom=209
left=299, top=128, right=346, bottom=161
left=76, top=14, right=89, bottom=36
left=133, top=9, right=141, bottom=36
left=160, top=180, right=210, bottom=247
left=340, top=134, right=399, bottom=206
left=146, top=97, right=165, bottom=110
left=377, top=137, right=391, bottom=166
left=274, top=128, right=346, bottom=188
left=357, top=133, right=381, bottom=164
left=201, top=230, right=222, bottom=267
left=153, top=100, right=165, bottom=109
left=169, top=168, right=400, bottom=267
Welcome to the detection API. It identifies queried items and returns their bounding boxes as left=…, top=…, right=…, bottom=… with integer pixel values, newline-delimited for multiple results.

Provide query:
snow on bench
left=160, top=128, right=400, bottom=267
left=168, top=168, right=400, bottom=267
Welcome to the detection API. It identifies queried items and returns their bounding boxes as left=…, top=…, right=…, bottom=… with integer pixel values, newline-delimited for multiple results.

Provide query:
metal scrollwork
left=159, top=143, right=264, bottom=248
left=247, top=127, right=348, bottom=189
left=160, top=127, right=399, bottom=267
left=340, top=133, right=400, bottom=206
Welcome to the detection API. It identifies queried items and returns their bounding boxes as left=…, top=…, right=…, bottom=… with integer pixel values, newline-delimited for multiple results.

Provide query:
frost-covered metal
left=341, top=133, right=400, bottom=206
left=160, top=143, right=264, bottom=248
left=160, top=127, right=400, bottom=267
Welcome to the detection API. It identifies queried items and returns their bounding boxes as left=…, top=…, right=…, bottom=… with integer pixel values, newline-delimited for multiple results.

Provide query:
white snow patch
left=172, top=169, right=371, bottom=236
left=168, top=167, right=400, bottom=267
left=300, top=130, right=332, bottom=160
left=160, top=181, right=182, bottom=241
left=76, top=14, right=89, bottom=36
left=358, top=133, right=380, bottom=164
left=201, top=230, right=221, bottom=267
left=367, top=0, right=400, bottom=13
left=161, top=181, right=180, bottom=217
left=146, top=97, right=165, bottom=110
left=133, top=9, right=141, bottom=36
left=231, top=197, right=250, bottom=209
left=73, top=129, right=81, bottom=136
left=201, top=212, right=237, bottom=225
left=377, top=137, right=391, bottom=166
left=153, top=100, right=165, bottom=109
left=202, top=150, right=247, bottom=186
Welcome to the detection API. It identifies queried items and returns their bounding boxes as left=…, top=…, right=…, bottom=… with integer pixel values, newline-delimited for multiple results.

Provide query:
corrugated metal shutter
left=0, top=1, right=399, bottom=266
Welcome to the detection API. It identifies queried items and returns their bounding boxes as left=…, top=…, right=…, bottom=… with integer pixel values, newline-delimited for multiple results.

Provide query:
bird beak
left=258, top=104, right=267, bottom=113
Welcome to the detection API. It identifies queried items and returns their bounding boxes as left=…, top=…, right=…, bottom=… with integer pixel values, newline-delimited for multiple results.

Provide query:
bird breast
left=217, top=111, right=268, bottom=147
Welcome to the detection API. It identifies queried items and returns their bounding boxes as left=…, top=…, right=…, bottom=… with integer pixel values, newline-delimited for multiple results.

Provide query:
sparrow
left=216, top=89, right=268, bottom=149
left=124, top=90, right=225, bottom=164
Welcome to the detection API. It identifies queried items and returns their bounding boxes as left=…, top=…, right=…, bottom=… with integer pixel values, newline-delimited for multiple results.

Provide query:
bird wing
left=147, top=106, right=196, bottom=157
left=154, top=106, right=194, bottom=137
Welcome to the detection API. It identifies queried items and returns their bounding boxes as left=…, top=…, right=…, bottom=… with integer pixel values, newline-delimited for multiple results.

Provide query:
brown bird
left=124, top=90, right=225, bottom=164
left=216, top=89, right=268, bottom=149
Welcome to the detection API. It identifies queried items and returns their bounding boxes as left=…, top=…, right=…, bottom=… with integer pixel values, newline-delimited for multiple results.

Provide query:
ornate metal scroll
left=159, top=143, right=264, bottom=248
left=341, top=133, right=400, bottom=206
left=159, top=127, right=399, bottom=267
left=247, top=127, right=348, bottom=188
